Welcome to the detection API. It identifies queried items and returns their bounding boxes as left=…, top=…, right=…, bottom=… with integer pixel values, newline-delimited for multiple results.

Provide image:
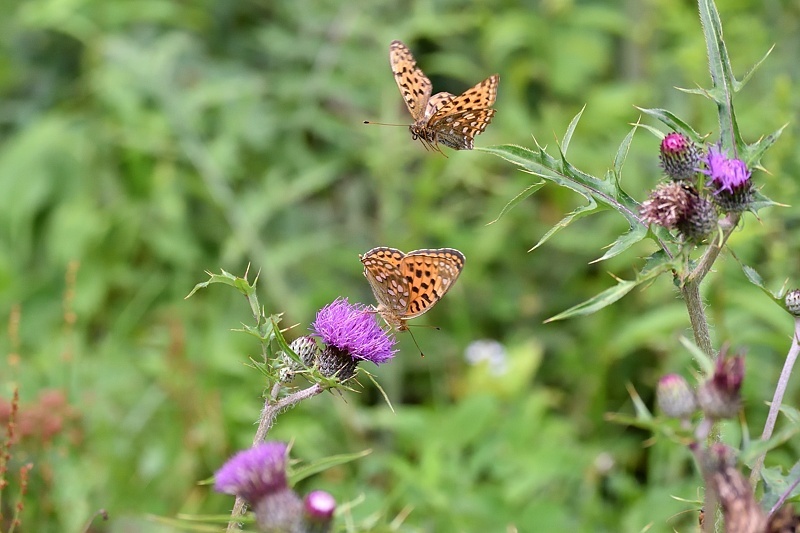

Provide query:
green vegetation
left=1, top=0, right=799, bottom=531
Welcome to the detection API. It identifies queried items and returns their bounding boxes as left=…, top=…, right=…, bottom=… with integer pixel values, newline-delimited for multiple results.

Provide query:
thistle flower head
left=697, top=145, right=754, bottom=212
left=311, top=298, right=397, bottom=365
left=640, top=182, right=694, bottom=229
left=214, top=442, right=289, bottom=504
left=660, top=132, right=700, bottom=181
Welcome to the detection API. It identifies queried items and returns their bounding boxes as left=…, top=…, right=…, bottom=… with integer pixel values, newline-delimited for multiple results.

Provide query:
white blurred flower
left=464, top=339, right=508, bottom=375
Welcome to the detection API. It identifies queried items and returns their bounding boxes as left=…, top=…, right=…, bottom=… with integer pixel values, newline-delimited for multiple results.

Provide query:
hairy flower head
left=311, top=298, right=397, bottom=365
left=214, top=442, right=289, bottom=504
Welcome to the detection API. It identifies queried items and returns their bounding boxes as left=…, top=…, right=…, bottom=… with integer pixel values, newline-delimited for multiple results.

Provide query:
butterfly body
left=360, top=247, right=466, bottom=331
left=389, top=40, right=498, bottom=153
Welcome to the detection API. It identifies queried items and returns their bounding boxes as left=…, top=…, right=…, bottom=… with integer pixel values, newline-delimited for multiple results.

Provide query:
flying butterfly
left=365, top=40, right=499, bottom=154
left=359, top=247, right=465, bottom=331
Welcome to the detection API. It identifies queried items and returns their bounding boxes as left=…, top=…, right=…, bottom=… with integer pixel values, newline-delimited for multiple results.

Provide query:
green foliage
left=1, top=0, right=799, bottom=531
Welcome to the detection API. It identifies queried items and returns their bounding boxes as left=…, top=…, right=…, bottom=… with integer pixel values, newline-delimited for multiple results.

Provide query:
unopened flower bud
left=290, top=336, right=320, bottom=368
left=785, top=289, right=800, bottom=316
left=656, top=374, right=697, bottom=419
left=697, top=352, right=745, bottom=419
left=301, top=490, right=336, bottom=533
left=660, top=132, right=700, bottom=181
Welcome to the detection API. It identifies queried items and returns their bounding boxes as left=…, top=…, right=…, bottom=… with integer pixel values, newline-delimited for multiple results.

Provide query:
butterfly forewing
left=389, top=40, right=432, bottom=122
left=360, top=247, right=465, bottom=330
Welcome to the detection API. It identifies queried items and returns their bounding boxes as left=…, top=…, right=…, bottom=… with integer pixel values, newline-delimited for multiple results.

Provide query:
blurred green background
left=2, top=0, right=799, bottom=531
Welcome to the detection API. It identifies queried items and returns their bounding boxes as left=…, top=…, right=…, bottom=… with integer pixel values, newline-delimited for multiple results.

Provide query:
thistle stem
left=749, top=317, right=800, bottom=487
left=225, top=383, right=325, bottom=532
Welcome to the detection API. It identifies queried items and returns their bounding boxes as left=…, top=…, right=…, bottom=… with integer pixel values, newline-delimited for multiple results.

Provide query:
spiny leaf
left=697, top=0, right=742, bottom=151
left=613, top=123, right=637, bottom=179
left=561, top=105, right=585, bottom=155
left=634, top=107, right=705, bottom=144
left=289, top=449, right=372, bottom=485
left=739, top=44, right=775, bottom=89
left=485, top=181, right=545, bottom=225
left=759, top=462, right=800, bottom=511
left=545, top=252, right=673, bottom=321
left=729, top=249, right=787, bottom=305
left=545, top=279, right=638, bottom=322
left=482, top=132, right=648, bottom=263
left=745, top=123, right=788, bottom=168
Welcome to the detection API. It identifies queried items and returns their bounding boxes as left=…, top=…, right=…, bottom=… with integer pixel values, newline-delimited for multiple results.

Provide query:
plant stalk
left=749, top=317, right=800, bottom=487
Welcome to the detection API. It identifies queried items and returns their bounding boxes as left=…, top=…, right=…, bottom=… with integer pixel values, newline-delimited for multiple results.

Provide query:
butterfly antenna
left=406, top=328, right=426, bottom=358
left=363, top=120, right=407, bottom=127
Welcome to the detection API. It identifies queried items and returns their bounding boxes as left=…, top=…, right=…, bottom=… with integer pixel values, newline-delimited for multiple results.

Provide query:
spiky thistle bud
left=675, top=192, right=717, bottom=243
left=785, top=289, right=800, bottom=316
left=290, top=336, right=321, bottom=368
left=660, top=132, right=700, bottom=181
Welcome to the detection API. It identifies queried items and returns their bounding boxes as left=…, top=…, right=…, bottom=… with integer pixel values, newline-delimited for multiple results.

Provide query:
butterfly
left=359, top=247, right=465, bottom=331
left=384, top=40, right=499, bottom=153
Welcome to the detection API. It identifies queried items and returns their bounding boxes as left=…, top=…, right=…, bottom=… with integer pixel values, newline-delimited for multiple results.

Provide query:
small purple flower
left=214, top=442, right=288, bottom=504
left=311, top=298, right=397, bottom=365
left=698, top=145, right=751, bottom=195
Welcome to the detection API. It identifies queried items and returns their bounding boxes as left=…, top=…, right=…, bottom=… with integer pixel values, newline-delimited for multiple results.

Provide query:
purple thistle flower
left=311, top=298, right=397, bottom=365
left=697, top=145, right=751, bottom=195
left=214, top=442, right=289, bottom=504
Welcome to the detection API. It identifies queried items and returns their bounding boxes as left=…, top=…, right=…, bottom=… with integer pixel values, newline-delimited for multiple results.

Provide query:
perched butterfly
left=359, top=247, right=465, bottom=331
left=367, top=40, right=499, bottom=154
